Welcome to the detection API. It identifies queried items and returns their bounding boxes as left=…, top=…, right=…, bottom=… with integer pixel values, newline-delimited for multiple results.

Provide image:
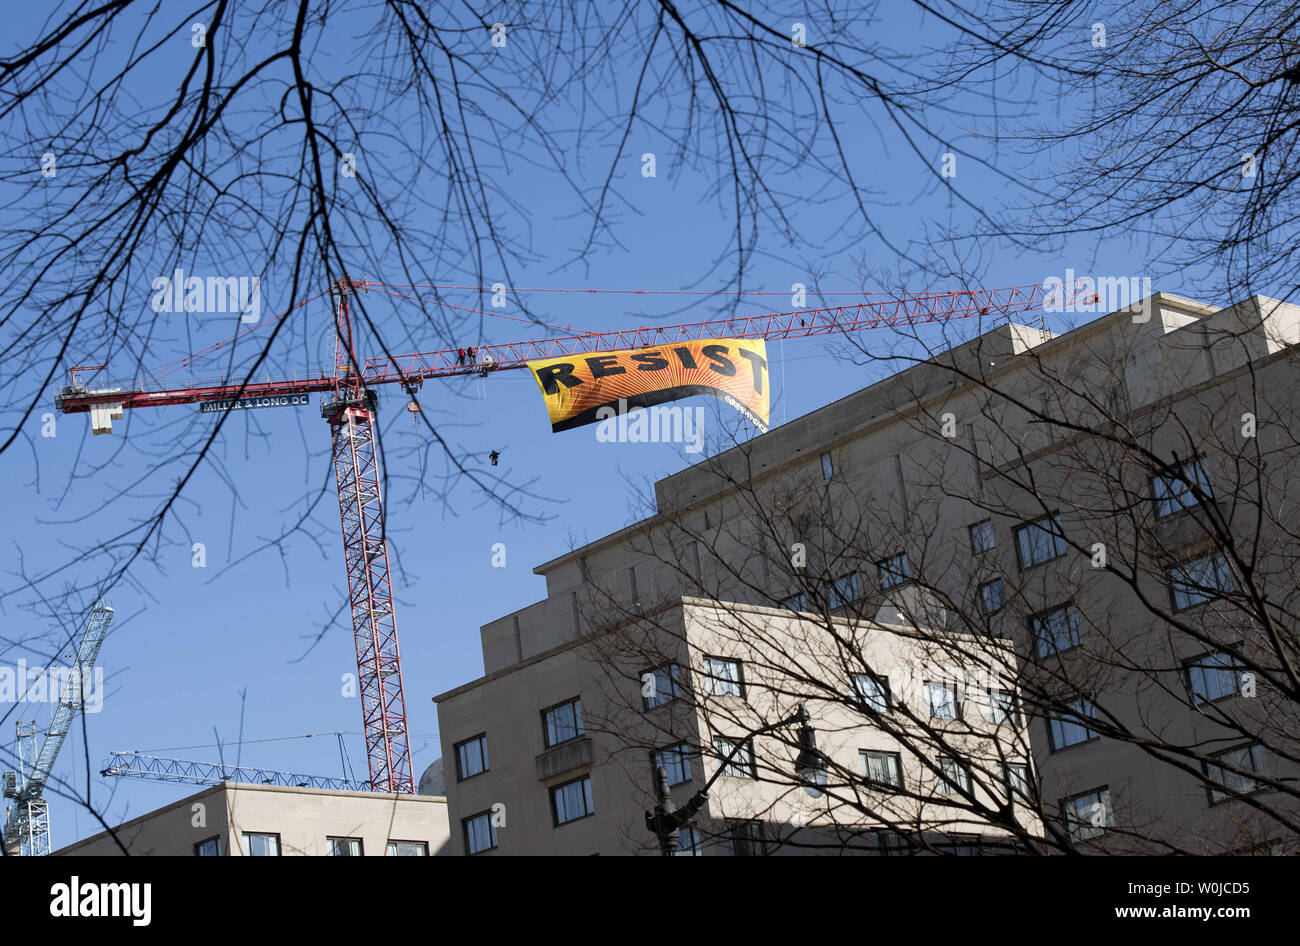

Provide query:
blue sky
left=0, top=4, right=1232, bottom=845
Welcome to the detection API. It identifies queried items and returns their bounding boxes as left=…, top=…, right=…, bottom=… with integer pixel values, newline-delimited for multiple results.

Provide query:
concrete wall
left=437, top=292, right=1300, bottom=854
left=54, top=783, right=451, bottom=856
left=437, top=599, right=1036, bottom=855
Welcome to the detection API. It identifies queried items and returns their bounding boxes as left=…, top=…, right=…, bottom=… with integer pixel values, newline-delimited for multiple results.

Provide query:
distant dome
left=417, top=758, right=446, bottom=796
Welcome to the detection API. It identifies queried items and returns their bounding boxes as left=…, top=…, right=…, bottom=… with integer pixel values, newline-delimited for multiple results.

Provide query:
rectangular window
left=926, top=680, right=960, bottom=719
left=674, top=826, right=702, bottom=856
left=978, top=578, right=1005, bottom=616
left=194, top=836, right=222, bottom=856
left=1002, top=763, right=1032, bottom=803
left=985, top=687, right=1021, bottom=727
left=463, top=811, right=499, bottom=855
left=969, top=519, right=996, bottom=554
left=642, top=663, right=682, bottom=710
left=716, top=737, right=757, bottom=779
left=327, top=836, right=363, bottom=856
left=1204, top=745, right=1267, bottom=804
left=1152, top=458, right=1213, bottom=518
left=877, top=552, right=909, bottom=590
left=727, top=820, right=767, bottom=856
left=1062, top=787, right=1111, bottom=840
left=386, top=839, right=429, bottom=856
left=1014, top=514, right=1067, bottom=568
left=829, top=573, right=859, bottom=609
left=780, top=592, right=807, bottom=612
left=860, top=750, right=904, bottom=790
left=653, top=743, right=693, bottom=787
left=455, top=733, right=489, bottom=780
left=552, top=775, right=595, bottom=825
left=1047, top=699, right=1099, bottom=751
left=542, top=697, right=584, bottom=748
left=702, top=656, right=744, bottom=697
left=821, top=452, right=834, bottom=479
left=876, top=830, right=914, bottom=857
left=1030, top=603, right=1081, bottom=656
left=850, top=673, right=891, bottom=713
left=1168, top=553, right=1233, bottom=610
left=241, top=832, right=281, bottom=857
left=1184, top=650, right=1245, bottom=704
left=938, top=758, right=972, bottom=795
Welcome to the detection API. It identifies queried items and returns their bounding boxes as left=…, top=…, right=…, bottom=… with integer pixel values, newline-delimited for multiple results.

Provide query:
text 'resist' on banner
left=527, top=338, right=769, bottom=434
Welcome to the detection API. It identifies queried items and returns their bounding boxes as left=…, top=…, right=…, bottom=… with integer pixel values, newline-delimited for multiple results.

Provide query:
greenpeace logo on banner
left=50, top=877, right=151, bottom=926
left=200, top=394, right=310, bottom=413
left=151, top=268, right=262, bottom=323
left=1042, top=270, right=1154, bottom=323
left=0, top=661, right=103, bottom=713
left=595, top=399, right=705, bottom=454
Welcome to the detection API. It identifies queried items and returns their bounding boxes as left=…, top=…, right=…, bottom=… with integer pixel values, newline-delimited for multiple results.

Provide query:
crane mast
left=51, top=280, right=1051, bottom=795
left=3, top=600, right=114, bottom=855
left=321, top=279, right=412, bottom=794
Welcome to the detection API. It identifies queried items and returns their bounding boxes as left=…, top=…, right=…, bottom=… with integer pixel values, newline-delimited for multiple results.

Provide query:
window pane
left=1206, top=745, right=1265, bottom=802
left=386, top=839, right=428, bottom=856
left=674, top=826, right=702, bottom=855
left=1064, top=788, right=1111, bottom=840
left=465, top=813, right=498, bottom=854
left=926, top=681, right=958, bottom=718
left=544, top=698, right=584, bottom=747
left=829, top=574, right=859, bottom=608
left=1153, top=459, right=1213, bottom=518
left=986, top=688, right=1020, bottom=726
left=717, top=738, right=756, bottom=779
left=1032, top=605, right=1080, bottom=656
left=851, top=673, right=889, bottom=713
left=242, top=833, right=279, bottom=857
left=861, top=751, right=903, bottom=789
left=645, top=664, right=680, bottom=709
left=729, top=821, right=766, bottom=856
left=938, top=758, right=970, bottom=794
left=654, top=744, right=692, bottom=786
left=456, top=735, right=488, bottom=780
left=1169, top=554, right=1232, bottom=609
left=1016, top=515, right=1065, bottom=568
left=704, top=658, right=742, bottom=697
left=1002, top=763, right=1031, bottom=801
left=979, top=578, right=1005, bottom=616
left=1186, top=651, right=1243, bottom=704
left=553, top=776, right=594, bottom=824
left=878, top=553, right=909, bottom=589
left=969, top=520, right=996, bottom=554
left=1049, top=700, right=1097, bottom=750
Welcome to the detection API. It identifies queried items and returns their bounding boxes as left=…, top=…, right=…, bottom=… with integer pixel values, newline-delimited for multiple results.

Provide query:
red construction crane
left=54, top=277, right=1048, bottom=793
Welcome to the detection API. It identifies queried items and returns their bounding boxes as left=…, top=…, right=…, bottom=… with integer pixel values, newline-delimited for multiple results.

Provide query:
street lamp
left=644, top=703, right=827, bottom=855
left=791, top=704, right=829, bottom=798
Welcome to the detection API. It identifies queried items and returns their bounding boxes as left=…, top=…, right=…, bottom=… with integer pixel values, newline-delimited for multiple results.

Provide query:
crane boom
left=50, top=279, right=1051, bottom=794
left=101, top=751, right=369, bottom=792
left=3, top=600, right=114, bottom=855
left=53, top=284, right=1045, bottom=415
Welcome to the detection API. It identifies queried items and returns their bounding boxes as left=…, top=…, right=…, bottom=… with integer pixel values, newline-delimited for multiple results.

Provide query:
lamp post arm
left=674, top=705, right=810, bottom=816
